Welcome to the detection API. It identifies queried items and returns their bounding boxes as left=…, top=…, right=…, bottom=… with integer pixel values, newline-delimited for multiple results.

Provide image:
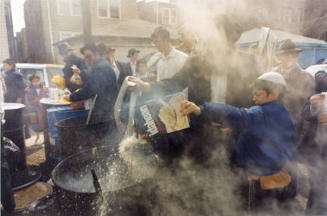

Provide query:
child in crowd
left=181, top=72, right=298, bottom=213
left=26, top=74, right=47, bottom=144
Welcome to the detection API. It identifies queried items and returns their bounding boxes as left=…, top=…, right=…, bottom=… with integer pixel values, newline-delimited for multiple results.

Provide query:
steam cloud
left=96, top=0, right=313, bottom=215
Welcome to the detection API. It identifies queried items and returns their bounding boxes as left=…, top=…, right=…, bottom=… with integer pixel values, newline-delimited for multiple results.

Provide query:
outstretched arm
left=182, top=100, right=262, bottom=131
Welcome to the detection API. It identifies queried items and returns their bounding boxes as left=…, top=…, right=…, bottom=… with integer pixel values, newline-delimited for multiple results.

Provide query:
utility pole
left=81, top=0, right=92, bottom=44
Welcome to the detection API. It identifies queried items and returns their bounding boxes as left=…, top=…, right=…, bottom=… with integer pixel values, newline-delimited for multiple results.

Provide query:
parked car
left=0, top=63, right=64, bottom=88
left=306, top=64, right=327, bottom=78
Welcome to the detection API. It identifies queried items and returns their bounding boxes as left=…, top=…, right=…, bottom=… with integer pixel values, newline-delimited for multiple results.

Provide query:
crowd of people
left=2, top=13, right=327, bottom=215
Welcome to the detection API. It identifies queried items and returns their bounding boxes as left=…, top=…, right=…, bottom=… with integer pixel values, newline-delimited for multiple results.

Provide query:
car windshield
left=46, top=67, right=64, bottom=85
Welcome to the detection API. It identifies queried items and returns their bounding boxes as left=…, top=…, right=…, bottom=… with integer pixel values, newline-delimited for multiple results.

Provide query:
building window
left=170, top=8, right=177, bottom=24
left=97, top=0, right=121, bottom=19
left=57, top=0, right=82, bottom=16
left=110, top=0, right=120, bottom=18
left=161, top=7, right=177, bottom=25
left=72, top=0, right=82, bottom=16
left=59, top=32, right=81, bottom=41
left=281, top=8, right=293, bottom=23
left=257, top=8, right=268, bottom=20
left=162, top=8, right=170, bottom=25
left=57, top=0, right=70, bottom=15
left=298, top=8, right=303, bottom=22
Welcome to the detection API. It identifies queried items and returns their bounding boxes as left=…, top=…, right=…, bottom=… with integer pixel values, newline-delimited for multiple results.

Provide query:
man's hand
left=71, top=65, right=80, bottom=74
left=310, top=93, right=325, bottom=111
left=127, top=76, right=151, bottom=92
left=181, top=100, right=201, bottom=116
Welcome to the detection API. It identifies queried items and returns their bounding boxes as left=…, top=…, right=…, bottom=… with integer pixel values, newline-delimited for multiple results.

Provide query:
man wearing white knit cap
left=181, top=71, right=297, bottom=214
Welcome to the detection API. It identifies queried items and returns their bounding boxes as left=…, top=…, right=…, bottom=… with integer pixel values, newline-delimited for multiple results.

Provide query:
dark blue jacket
left=4, top=68, right=26, bottom=103
left=70, top=59, right=118, bottom=115
left=200, top=100, right=297, bottom=176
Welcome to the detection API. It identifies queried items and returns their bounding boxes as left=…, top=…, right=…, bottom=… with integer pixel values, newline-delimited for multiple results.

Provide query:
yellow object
left=51, top=75, right=66, bottom=90
left=249, top=169, right=291, bottom=190
left=59, top=98, right=70, bottom=104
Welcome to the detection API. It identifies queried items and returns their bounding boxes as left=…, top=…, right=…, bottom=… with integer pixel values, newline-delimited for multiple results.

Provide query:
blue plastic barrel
left=47, top=107, right=88, bottom=161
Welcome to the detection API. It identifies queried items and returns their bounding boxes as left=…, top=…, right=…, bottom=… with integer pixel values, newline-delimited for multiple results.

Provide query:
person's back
left=234, top=100, right=296, bottom=175
left=69, top=44, right=118, bottom=116
left=91, top=58, right=118, bottom=114
left=2, top=59, right=25, bottom=103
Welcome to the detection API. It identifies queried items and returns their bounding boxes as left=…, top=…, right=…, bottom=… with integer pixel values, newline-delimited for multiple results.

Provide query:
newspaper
left=135, top=91, right=190, bottom=139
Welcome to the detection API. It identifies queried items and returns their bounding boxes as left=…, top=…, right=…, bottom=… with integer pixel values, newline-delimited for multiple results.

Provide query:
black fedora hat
left=56, top=42, right=73, bottom=55
left=80, top=43, right=97, bottom=55
left=276, top=39, right=302, bottom=55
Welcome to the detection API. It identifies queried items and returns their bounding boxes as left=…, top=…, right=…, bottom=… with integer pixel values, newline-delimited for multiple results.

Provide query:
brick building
left=137, top=0, right=180, bottom=26
left=0, top=0, right=10, bottom=62
left=235, top=0, right=306, bottom=34
left=302, top=0, right=327, bottom=41
left=0, top=0, right=15, bottom=62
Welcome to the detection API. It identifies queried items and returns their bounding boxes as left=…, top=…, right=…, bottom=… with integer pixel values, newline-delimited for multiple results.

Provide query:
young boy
left=181, top=72, right=298, bottom=213
left=26, top=74, right=47, bottom=144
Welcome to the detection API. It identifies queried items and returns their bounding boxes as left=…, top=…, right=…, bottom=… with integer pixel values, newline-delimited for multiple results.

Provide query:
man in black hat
left=2, top=59, right=25, bottom=104
left=65, top=44, right=118, bottom=115
left=56, top=42, right=88, bottom=92
left=275, top=39, right=315, bottom=136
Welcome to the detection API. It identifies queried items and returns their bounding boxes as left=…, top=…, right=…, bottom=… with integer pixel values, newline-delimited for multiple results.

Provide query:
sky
left=11, top=0, right=26, bottom=35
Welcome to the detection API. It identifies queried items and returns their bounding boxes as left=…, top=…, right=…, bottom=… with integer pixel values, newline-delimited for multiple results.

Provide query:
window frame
left=57, top=0, right=82, bottom=17
left=59, top=31, right=82, bottom=41
left=161, top=7, right=177, bottom=25
left=170, top=8, right=177, bottom=25
left=297, top=8, right=304, bottom=22
left=71, top=0, right=82, bottom=16
left=97, top=0, right=121, bottom=19
left=281, top=7, right=293, bottom=23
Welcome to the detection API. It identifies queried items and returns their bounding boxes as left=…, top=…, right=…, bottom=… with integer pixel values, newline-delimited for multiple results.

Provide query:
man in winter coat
left=65, top=44, right=118, bottom=116
left=2, top=59, right=25, bottom=103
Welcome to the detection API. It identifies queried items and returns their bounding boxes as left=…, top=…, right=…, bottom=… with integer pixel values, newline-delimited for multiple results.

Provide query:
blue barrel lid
left=47, top=106, right=72, bottom=114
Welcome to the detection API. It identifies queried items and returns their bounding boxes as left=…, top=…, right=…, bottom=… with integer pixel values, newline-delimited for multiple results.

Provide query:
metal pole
left=81, top=0, right=92, bottom=44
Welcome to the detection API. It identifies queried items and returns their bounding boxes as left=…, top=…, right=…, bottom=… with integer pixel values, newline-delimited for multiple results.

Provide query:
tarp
left=237, top=28, right=327, bottom=47
left=237, top=28, right=327, bottom=68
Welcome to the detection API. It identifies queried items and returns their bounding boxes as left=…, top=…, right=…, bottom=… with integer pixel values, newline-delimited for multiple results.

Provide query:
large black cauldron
left=51, top=145, right=157, bottom=216
left=3, top=103, right=26, bottom=170
left=55, top=114, right=121, bottom=159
